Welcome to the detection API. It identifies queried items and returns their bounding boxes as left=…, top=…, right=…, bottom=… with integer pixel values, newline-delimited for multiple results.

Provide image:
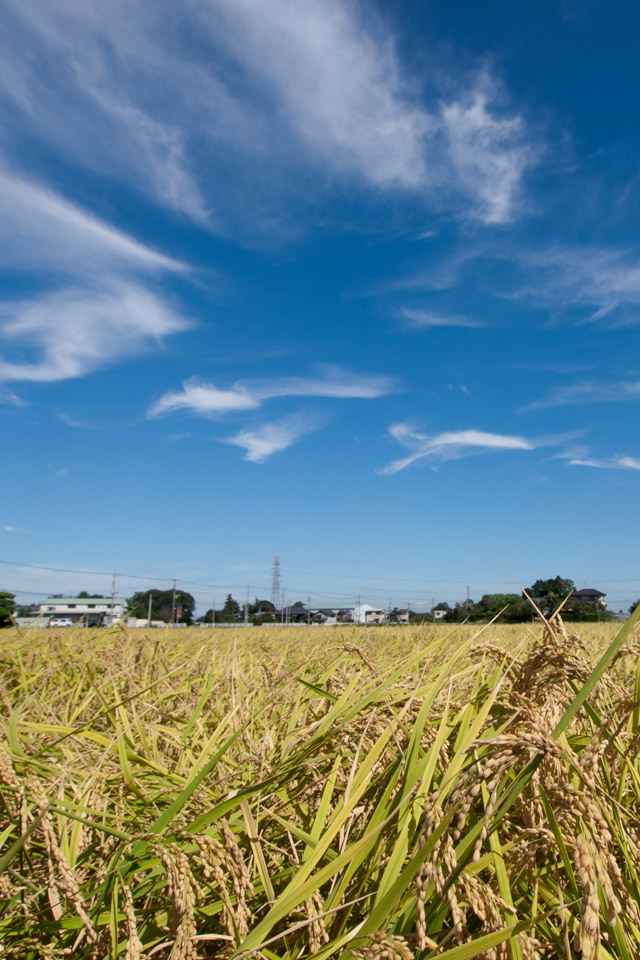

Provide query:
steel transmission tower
left=270, top=555, right=282, bottom=610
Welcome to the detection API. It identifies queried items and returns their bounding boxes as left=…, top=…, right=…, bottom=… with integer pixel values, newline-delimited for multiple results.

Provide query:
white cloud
left=148, top=367, right=397, bottom=418
left=223, top=411, right=322, bottom=462
left=569, top=455, right=640, bottom=471
left=0, top=167, right=190, bottom=383
left=0, top=389, right=25, bottom=405
left=1, top=0, right=210, bottom=219
left=442, top=88, right=532, bottom=224
left=400, top=308, right=483, bottom=329
left=0, top=168, right=185, bottom=277
left=380, top=423, right=535, bottom=474
left=47, top=465, right=69, bottom=478
left=0, top=283, right=189, bottom=383
left=209, top=0, right=430, bottom=190
left=3, top=525, right=40, bottom=535
left=0, top=0, right=536, bottom=226
left=513, top=245, right=640, bottom=323
left=522, top=379, right=640, bottom=412
left=208, top=1, right=535, bottom=221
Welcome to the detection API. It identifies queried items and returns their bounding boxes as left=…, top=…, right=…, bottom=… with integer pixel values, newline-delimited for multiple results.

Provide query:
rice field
left=1, top=616, right=639, bottom=959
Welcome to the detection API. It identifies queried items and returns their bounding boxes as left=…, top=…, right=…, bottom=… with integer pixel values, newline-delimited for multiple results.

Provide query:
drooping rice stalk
left=0, top=617, right=638, bottom=958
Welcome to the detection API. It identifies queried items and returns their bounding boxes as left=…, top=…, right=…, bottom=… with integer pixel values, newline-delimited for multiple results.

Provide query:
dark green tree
left=77, top=591, right=104, bottom=598
left=219, top=594, right=241, bottom=622
left=563, top=601, right=614, bottom=623
left=474, top=593, right=532, bottom=623
left=0, top=591, right=16, bottom=627
left=127, top=589, right=195, bottom=624
left=17, top=605, right=36, bottom=618
left=527, top=576, right=575, bottom=615
left=249, top=599, right=275, bottom=622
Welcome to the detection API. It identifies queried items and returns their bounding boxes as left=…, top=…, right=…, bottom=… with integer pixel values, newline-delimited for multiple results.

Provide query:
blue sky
left=2, top=0, right=640, bottom=614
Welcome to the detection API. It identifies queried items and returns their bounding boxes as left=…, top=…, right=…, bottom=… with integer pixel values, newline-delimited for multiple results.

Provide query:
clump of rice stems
left=0, top=617, right=639, bottom=958
left=351, top=930, right=414, bottom=959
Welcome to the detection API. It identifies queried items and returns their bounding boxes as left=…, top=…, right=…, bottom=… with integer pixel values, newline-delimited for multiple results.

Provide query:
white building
left=364, top=608, right=386, bottom=624
left=38, top=597, right=128, bottom=626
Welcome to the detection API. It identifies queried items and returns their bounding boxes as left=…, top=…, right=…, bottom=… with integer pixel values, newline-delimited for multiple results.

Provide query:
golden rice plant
left=0, top=614, right=638, bottom=958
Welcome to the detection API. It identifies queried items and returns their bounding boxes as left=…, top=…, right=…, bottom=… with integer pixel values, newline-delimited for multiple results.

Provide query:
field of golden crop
left=1, top=617, right=639, bottom=959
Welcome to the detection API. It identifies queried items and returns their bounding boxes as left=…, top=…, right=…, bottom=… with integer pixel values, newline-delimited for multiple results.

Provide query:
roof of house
left=571, top=588, right=605, bottom=598
left=41, top=597, right=128, bottom=604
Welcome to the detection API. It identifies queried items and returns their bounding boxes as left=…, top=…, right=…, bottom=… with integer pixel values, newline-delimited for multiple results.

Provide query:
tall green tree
left=526, top=576, right=575, bottom=615
left=218, top=594, right=240, bottom=622
left=127, top=589, right=195, bottom=624
left=0, top=591, right=16, bottom=627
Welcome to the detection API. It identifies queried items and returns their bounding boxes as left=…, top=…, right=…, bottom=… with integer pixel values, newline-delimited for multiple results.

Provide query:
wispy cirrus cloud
left=569, top=455, right=640, bottom=471
left=0, top=282, right=189, bottom=383
left=521, top=378, right=640, bottom=412
left=379, top=423, right=537, bottom=475
left=0, top=389, right=25, bottom=406
left=0, top=169, right=184, bottom=277
left=399, top=308, right=483, bottom=329
left=148, top=367, right=398, bottom=419
left=3, top=524, right=42, bottom=535
left=0, top=168, right=190, bottom=383
left=512, top=245, right=640, bottom=323
left=0, top=0, right=537, bottom=228
left=223, top=411, right=324, bottom=462
left=441, top=86, right=533, bottom=225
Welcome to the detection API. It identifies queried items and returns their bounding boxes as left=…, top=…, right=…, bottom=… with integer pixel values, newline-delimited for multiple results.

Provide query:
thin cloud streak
left=521, top=379, right=640, bottom=412
left=569, top=455, right=640, bottom=471
left=400, top=308, right=483, bottom=329
left=0, top=168, right=185, bottom=276
left=380, top=424, right=535, bottom=475
left=3, top=525, right=42, bottom=535
left=148, top=367, right=398, bottom=418
left=512, top=245, right=640, bottom=323
left=223, top=411, right=323, bottom=462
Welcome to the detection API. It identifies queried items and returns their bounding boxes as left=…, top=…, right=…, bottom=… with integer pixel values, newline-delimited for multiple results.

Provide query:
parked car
left=49, top=618, right=74, bottom=627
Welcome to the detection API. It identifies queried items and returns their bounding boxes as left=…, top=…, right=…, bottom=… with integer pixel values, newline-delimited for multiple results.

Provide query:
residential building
left=364, top=608, right=386, bottom=624
left=38, top=597, right=128, bottom=626
left=569, top=588, right=606, bottom=607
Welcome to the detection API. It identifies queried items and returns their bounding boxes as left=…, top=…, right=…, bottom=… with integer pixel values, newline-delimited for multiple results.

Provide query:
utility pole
left=147, top=594, right=152, bottom=627
left=244, top=586, right=249, bottom=626
left=307, top=594, right=311, bottom=624
left=212, top=597, right=216, bottom=627
left=171, top=579, right=177, bottom=624
left=111, top=573, right=116, bottom=625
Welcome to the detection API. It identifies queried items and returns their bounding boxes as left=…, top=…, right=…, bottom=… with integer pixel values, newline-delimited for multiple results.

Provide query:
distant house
left=38, top=597, right=128, bottom=626
left=391, top=608, right=410, bottom=624
left=569, top=588, right=606, bottom=607
left=364, top=609, right=386, bottom=624
left=277, top=605, right=310, bottom=623
left=312, top=609, right=339, bottom=625
left=432, top=609, right=447, bottom=620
